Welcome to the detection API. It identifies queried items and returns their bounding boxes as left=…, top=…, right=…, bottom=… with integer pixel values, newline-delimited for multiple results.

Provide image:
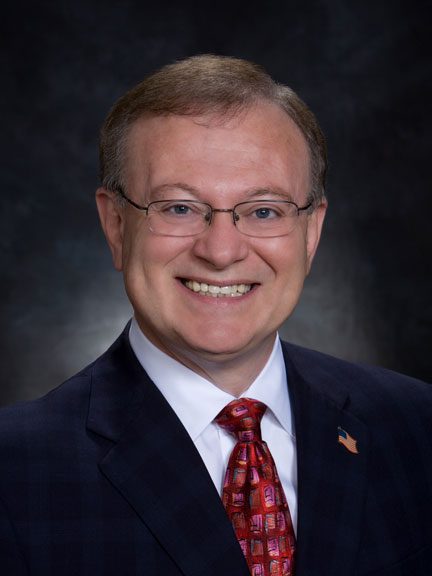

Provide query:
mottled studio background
left=1, top=0, right=431, bottom=405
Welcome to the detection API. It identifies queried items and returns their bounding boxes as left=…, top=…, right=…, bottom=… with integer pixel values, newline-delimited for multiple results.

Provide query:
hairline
left=107, top=98, right=320, bottom=205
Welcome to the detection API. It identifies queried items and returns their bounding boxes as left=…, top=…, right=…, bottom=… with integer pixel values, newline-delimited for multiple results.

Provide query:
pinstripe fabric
left=0, top=326, right=431, bottom=575
left=282, top=345, right=432, bottom=575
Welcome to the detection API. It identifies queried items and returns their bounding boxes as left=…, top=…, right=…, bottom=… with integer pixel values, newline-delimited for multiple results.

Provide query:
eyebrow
left=148, top=183, right=198, bottom=200
left=246, top=187, right=295, bottom=202
left=149, top=183, right=296, bottom=202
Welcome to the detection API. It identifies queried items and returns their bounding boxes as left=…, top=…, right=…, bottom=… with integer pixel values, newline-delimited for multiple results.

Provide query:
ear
left=95, top=187, right=125, bottom=271
left=305, top=199, right=328, bottom=274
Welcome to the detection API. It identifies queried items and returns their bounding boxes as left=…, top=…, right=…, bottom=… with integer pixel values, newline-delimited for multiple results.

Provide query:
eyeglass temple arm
left=298, top=201, right=314, bottom=214
left=115, top=187, right=149, bottom=212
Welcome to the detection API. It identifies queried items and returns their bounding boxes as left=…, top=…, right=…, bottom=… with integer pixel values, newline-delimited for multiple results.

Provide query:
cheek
left=253, top=234, right=308, bottom=279
left=122, top=228, right=193, bottom=282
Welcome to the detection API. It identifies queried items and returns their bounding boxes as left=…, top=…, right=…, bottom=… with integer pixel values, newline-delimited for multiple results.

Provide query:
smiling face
left=96, top=101, right=326, bottom=374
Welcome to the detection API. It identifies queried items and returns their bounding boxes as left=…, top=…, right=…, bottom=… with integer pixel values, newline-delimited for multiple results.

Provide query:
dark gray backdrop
left=1, top=0, right=431, bottom=406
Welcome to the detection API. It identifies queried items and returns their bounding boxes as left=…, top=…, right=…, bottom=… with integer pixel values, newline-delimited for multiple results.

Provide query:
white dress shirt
left=129, top=317, right=298, bottom=532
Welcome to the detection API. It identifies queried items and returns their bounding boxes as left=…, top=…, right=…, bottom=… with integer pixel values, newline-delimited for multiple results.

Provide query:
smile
left=183, top=280, right=253, bottom=297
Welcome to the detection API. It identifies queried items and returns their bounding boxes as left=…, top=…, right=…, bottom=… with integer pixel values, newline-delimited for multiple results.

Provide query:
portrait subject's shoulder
left=0, top=361, right=96, bottom=451
left=281, top=339, right=432, bottom=422
left=0, top=327, right=131, bottom=444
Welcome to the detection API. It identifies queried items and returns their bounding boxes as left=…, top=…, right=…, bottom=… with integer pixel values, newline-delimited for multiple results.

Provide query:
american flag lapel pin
left=338, top=426, right=359, bottom=454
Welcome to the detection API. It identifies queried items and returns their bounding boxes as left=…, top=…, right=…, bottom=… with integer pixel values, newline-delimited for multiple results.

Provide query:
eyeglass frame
left=114, top=186, right=315, bottom=238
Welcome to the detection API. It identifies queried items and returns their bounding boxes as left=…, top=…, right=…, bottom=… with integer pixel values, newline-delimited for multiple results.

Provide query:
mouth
left=181, top=279, right=255, bottom=298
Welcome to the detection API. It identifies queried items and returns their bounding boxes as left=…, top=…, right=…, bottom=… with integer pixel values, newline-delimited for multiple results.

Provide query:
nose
left=191, top=209, right=249, bottom=269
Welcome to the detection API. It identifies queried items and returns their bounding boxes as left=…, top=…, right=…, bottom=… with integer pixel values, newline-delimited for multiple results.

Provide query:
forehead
left=124, top=101, right=311, bottom=200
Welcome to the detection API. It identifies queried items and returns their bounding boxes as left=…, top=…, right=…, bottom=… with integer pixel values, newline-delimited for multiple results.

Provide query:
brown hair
left=99, top=54, right=327, bottom=202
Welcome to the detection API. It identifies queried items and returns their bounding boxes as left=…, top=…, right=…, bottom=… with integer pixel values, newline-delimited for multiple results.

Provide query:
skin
left=96, top=101, right=327, bottom=395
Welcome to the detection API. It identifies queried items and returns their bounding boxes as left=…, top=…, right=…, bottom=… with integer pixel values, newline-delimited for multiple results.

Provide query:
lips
left=182, top=279, right=253, bottom=297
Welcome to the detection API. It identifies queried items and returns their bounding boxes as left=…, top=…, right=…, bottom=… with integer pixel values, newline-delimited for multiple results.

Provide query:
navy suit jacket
left=0, top=328, right=431, bottom=575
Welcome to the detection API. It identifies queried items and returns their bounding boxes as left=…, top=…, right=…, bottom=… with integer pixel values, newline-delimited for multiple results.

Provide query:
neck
left=137, top=321, right=276, bottom=396
left=174, top=339, right=276, bottom=397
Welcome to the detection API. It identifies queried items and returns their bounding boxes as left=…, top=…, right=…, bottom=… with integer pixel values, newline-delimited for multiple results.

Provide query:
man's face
left=97, top=101, right=326, bottom=366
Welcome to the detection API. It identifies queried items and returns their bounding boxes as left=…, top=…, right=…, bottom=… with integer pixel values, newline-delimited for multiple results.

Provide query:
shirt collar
left=129, top=317, right=294, bottom=441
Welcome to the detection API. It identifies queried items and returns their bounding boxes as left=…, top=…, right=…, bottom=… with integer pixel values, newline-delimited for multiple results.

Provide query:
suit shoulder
left=0, top=327, right=133, bottom=448
left=0, top=362, right=95, bottom=444
left=281, top=340, right=432, bottom=416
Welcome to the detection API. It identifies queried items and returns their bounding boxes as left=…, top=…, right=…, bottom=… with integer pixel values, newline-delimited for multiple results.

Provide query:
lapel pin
left=338, top=426, right=359, bottom=454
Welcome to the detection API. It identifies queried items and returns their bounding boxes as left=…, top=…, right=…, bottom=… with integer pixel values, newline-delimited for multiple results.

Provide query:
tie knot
left=215, top=398, right=266, bottom=442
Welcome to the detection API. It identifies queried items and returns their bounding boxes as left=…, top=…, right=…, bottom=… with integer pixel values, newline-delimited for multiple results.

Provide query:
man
left=0, top=55, right=431, bottom=575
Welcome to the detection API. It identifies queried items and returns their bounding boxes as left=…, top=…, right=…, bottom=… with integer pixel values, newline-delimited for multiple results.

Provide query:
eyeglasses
left=116, top=187, right=314, bottom=238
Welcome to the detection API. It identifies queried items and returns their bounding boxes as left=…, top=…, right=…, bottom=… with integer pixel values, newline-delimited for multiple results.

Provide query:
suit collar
left=86, top=330, right=368, bottom=576
left=281, top=340, right=350, bottom=410
left=87, top=327, right=249, bottom=576
left=86, top=325, right=148, bottom=441
left=282, top=342, right=368, bottom=576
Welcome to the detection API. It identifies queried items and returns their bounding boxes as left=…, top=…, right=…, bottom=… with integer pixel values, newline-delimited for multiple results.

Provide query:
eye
left=246, top=204, right=285, bottom=220
left=254, top=207, right=278, bottom=219
left=237, top=201, right=291, bottom=223
left=157, top=201, right=201, bottom=218
left=167, top=203, right=192, bottom=215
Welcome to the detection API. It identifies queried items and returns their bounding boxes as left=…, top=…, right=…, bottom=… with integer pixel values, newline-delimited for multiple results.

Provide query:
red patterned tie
left=215, top=398, right=295, bottom=576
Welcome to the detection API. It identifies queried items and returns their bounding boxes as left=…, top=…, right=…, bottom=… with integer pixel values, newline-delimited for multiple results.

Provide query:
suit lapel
left=86, top=329, right=369, bottom=576
left=282, top=343, right=368, bottom=576
left=87, top=331, right=249, bottom=576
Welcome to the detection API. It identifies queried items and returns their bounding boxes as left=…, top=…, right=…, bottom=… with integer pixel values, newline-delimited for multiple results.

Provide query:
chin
left=177, top=326, right=262, bottom=358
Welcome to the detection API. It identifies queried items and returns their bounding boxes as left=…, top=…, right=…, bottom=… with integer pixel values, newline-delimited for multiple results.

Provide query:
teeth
left=184, top=280, right=252, bottom=297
